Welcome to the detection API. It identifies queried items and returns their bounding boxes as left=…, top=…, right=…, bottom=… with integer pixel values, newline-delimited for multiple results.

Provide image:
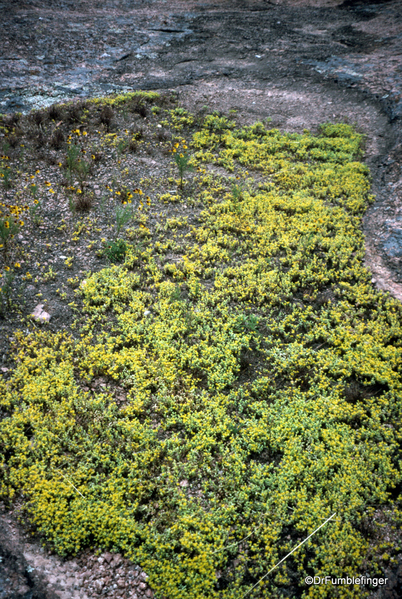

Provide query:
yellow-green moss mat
left=1, top=114, right=402, bottom=598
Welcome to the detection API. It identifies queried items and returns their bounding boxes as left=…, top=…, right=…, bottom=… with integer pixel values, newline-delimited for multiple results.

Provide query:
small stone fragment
left=103, top=552, right=113, bottom=564
left=17, top=585, right=30, bottom=595
left=31, top=304, right=51, bottom=323
left=112, top=554, right=123, bottom=568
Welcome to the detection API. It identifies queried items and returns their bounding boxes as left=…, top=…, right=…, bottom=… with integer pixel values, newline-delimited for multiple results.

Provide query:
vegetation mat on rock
left=1, top=94, right=402, bottom=598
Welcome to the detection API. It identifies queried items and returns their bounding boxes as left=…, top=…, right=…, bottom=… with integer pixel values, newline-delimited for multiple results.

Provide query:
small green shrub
left=0, top=215, right=20, bottom=264
left=0, top=165, right=13, bottom=189
left=103, top=238, right=127, bottom=263
left=65, top=143, right=81, bottom=174
left=115, top=204, right=133, bottom=238
left=172, top=141, right=195, bottom=190
left=0, top=269, right=15, bottom=316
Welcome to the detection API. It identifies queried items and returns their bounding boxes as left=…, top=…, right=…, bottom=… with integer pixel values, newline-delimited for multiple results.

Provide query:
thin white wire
left=56, top=469, right=85, bottom=498
left=241, top=512, right=336, bottom=598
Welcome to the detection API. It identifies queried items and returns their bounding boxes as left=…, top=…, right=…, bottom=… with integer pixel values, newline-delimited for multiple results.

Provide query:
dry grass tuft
left=49, top=128, right=65, bottom=150
left=100, top=105, right=114, bottom=130
left=74, top=192, right=95, bottom=213
left=47, top=104, right=64, bottom=121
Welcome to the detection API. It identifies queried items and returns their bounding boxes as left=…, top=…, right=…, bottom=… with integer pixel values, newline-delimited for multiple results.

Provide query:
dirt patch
left=0, top=502, right=155, bottom=599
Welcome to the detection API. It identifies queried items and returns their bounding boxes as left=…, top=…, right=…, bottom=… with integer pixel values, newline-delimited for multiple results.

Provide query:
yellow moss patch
left=1, top=116, right=402, bottom=599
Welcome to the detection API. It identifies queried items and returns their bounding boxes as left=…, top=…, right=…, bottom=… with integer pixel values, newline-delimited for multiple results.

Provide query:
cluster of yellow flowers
left=0, top=202, right=28, bottom=253
left=0, top=202, right=29, bottom=219
left=171, top=139, right=188, bottom=155
left=168, top=108, right=195, bottom=131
